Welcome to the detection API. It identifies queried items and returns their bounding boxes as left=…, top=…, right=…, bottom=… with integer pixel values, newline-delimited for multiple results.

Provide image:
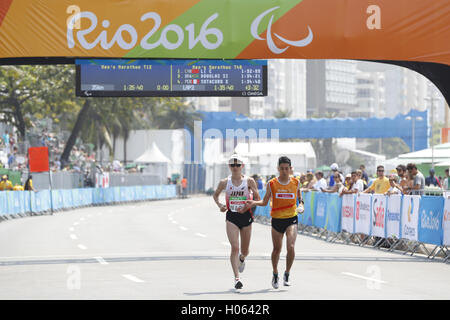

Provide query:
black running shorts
left=271, top=215, right=298, bottom=234
left=226, top=210, right=253, bottom=229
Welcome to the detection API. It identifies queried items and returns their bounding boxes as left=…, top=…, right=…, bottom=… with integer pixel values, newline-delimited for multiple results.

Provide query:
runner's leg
left=271, top=227, right=284, bottom=274
left=226, top=221, right=241, bottom=278
left=239, top=223, right=252, bottom=260
left=285, top=223, right=298, bottom=273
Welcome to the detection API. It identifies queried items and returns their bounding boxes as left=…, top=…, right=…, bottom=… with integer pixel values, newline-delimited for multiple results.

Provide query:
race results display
left=76, top=59, right=267, bottom=97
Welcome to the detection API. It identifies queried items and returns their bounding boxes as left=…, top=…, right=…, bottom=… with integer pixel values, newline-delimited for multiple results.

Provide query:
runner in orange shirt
left=246, top=156, right=303, bottom=289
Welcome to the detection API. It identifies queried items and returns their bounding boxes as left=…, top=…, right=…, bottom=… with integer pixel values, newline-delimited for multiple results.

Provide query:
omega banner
left=0, top=0, right=449, bottom=65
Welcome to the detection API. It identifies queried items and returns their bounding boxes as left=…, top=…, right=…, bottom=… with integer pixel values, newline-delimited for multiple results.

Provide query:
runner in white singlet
left=213, top=154, right=260, bottom=291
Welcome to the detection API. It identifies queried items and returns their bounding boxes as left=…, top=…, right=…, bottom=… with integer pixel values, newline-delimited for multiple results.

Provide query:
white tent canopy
left=135, top=142, right=172, bottom=163
left=385, top=142, right=450, bottom=172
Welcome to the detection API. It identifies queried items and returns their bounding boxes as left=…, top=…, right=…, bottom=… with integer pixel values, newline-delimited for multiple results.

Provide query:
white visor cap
left=228, top=154, right=244, bottom=164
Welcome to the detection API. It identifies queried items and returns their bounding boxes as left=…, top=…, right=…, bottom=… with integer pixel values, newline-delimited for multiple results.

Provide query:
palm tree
left=272, top=108, right=292, bottom=119
left=152, top=98, right=202, bottom=131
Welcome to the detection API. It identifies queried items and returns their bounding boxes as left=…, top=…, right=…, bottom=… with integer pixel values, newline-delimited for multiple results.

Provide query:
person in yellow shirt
left=0, top=175, right=13, bottom=191
left=13, top=184, right=24, bottom=191
left=363, top=165, right=390, bottom=194
left=24, top=175, right=35, bottom=191
left=246, top=156, right=303, bottom=289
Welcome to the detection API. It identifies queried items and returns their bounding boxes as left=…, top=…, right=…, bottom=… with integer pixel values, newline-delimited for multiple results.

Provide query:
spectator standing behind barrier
left=2, top=130, right=10, bottom=154
left=363, top=165, right=390, bottom=194
left=181, top=176, right=188, bottom=199
left=406, top=163, right=425, bottom=196
left=329, top=163, right=344, bottom=187
left=355, top=170, right=366, bottom=191
left=313, top=171, right=327, bottom=192
left=385, top=174, right=402, bottom=195
left=396, top=165, right=408, bottom=191
left=301, top=172, right=315, bottom=192
left=360, top=164, right=369, bottom=184
left=0, top=175, right=13, bottom=191
left=342, top=171, right=364, bottom=195
left=425, top=168, right=441, bottom=188
left=443, top=169, right=450, bottom=190
left=13, top=184, right=24, bottom=191
left=321, top=172, right=345, bottom=195
left=24, top=175, right=35, bottom=191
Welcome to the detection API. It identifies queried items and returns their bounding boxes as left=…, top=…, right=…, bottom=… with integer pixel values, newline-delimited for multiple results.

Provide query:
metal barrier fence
left=253, top=190, right=450, bottom=263
left=30, top=172, right=163, bottom=190
left=32, top=172, right=84, bottom=190
left=0, top=185, right=177, bottom=217
left=108, top=173, right=162, bottom=187
left=184, top=163, right=206, bottom=194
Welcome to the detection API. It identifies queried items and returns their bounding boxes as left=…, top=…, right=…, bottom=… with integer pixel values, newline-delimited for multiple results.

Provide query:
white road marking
left=341, top=272, right=387, bottom=284
left=195, top=233, right=207, bottom=238
left=87, top=214, right=92, bottom=218
left=179, top=226, right=188, bottom=231
left=70, top=234, right=78, bottom=240
left=73, top=222, right=79, bottom=226
left=77, top=244, right=87, bottom=250
left=172, top=221, right=178, bottom=224
left=122, top=274, right=145, bottom=283
left=69, top=227, right=75, bottom=232
left=93, top=256, right=108, bottom=265
left=80, top=217, right=85, bottom=221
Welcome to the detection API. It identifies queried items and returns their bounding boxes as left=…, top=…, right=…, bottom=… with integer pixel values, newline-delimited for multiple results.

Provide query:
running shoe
left=272, top=273, right=279, bottom=289
left=283, top=271, right=291, bottom=286
left=234, top=278, right=243, bottom=290
left=238, top=255, right=245, bottom=273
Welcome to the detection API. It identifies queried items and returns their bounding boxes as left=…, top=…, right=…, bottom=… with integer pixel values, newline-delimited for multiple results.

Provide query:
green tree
left=0, top=65, right=78, bottom=140
left=272, top=108, right=292, bottom=119
left=366, top=138, right=409, bottom=159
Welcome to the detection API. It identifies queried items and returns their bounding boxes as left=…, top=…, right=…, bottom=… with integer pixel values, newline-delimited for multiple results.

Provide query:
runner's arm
left=297, top=182, right=303, bottom=204
left=246, top=182, right=271, bottom=207
left=213, top=179, right=228, bottom=212
left=247, top=178, right=261, bottom=201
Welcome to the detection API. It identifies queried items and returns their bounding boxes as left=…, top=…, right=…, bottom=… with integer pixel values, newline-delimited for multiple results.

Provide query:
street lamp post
left=425, top=87, right=439, bottom=169
left=405, top=115, right=423, bottom=152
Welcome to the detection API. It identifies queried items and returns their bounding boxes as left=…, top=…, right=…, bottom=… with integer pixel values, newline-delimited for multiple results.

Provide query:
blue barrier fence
left=0, top=185, right=177, bottom=216
left=253, top=190, right=449, bottom=248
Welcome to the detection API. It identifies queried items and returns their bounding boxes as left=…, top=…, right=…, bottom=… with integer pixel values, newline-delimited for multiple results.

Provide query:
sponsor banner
left=341, top=194, right=355, bottom=233
left=386, top=194, right=401, bottom=238
left=418, top=196, right=444, bottom=246
left=301, top=191, right=316, bottom=226
left=95, top=173, right=110, bottom=188
left=443, top=198, right=450, bottom=246
left=325, top=193, right=342, bottom=233
left=0, top=0, right=448, bottom=66
left=371, top=194, right=386, bottom=238
left=355, top=193, right=371, bottom=235
left=314, top=192, right=327, bottom=229
left=401, top=195, right=421, bottom=241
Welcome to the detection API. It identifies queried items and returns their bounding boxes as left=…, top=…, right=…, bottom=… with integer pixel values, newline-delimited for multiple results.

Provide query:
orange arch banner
left=0, top=0, right=449, bottom=66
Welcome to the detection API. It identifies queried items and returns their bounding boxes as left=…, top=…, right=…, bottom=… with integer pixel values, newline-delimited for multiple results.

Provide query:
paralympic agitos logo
left=66, top=6, right=313, bottom=53
left=251, top=6, right=313, bottom=54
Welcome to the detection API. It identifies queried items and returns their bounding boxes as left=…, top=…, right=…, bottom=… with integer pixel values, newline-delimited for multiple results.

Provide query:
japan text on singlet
left=225, top=175, right=252, bottom=213
left=269, top=177, right=299, bottom=219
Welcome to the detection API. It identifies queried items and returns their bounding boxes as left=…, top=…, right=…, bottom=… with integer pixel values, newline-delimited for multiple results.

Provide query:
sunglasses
left=230, top=164, right=241, bottom=167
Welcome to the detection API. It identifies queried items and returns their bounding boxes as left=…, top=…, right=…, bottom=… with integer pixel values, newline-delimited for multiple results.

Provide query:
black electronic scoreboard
left=76, top=59, right=267, bottom=97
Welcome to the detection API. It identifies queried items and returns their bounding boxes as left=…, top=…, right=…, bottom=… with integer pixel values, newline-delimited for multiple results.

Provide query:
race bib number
left=229, top=196, right=246, bottom=212
left=275, top=193, right=295, bottom=199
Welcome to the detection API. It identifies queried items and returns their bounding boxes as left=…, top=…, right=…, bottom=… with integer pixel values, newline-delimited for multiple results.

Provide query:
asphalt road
left=0, top=195, right=449, bottom=300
